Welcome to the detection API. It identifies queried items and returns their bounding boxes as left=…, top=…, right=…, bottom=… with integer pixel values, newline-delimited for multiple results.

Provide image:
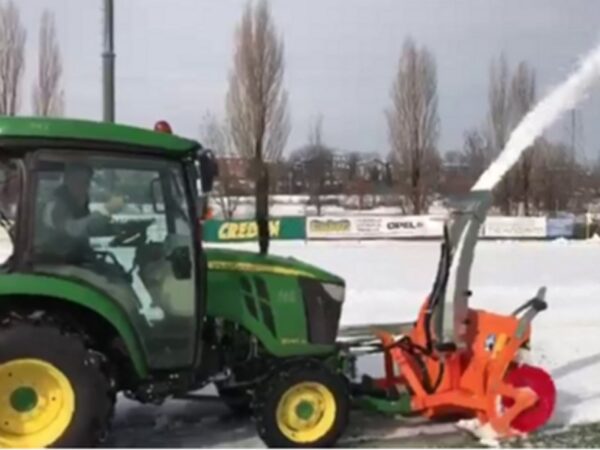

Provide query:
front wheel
left=0, top=321, right=114, bottom=448
left=254, top=363, right=349, bottom=448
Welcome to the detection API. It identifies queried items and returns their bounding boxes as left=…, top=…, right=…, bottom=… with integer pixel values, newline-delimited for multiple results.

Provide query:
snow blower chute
left=350, top=190, right=556, bottom=440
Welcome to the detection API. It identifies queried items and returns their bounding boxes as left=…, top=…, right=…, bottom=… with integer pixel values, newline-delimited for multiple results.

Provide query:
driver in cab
left=42, top=162, right=124, bottom=262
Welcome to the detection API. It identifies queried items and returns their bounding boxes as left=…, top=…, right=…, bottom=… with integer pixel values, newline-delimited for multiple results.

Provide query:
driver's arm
left=43, top=201, right=110, bottom=239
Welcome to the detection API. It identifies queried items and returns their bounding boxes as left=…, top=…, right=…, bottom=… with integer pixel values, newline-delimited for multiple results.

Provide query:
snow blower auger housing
left=348, top=191, right=556, bottom=441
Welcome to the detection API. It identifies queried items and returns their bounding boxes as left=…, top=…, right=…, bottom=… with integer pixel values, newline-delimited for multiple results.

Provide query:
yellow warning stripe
left=207, top=260, right=316, bottom=279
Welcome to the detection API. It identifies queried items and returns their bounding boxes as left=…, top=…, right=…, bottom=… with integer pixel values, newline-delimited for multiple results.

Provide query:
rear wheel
left=0, top=321, right=114, bottom=448
left=254, top=363, right=349, bottom=448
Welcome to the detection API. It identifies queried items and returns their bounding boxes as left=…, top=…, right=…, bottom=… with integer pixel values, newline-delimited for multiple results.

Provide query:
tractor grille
left=300, top=279, right=344, bottom=345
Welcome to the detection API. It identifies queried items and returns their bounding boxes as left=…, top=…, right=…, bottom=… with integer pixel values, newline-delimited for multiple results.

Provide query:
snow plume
left=473, top=43, right=600, bottom=191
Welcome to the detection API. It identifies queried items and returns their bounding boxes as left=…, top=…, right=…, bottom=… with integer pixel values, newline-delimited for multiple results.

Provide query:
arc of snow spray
left=472, top=44, right=600, bottom=192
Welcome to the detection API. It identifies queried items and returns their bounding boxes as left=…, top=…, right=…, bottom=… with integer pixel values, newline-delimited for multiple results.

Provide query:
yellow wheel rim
left=0, top=359, right=75, bottom=448
left=275, top=381, right=336, bottom=444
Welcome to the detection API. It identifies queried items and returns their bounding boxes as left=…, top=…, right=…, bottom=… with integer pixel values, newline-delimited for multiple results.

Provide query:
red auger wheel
left=502, top=364, right=557, bottom=433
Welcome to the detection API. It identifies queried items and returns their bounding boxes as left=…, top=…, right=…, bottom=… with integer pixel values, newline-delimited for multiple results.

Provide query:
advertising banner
left=305, top=215, right=444, bottom=239
left=546, top=217, right=575, bottom=238
left=203, top=217, right=306, bottom=242
left=381, top=216, right=444, bottom=238
left=483, top=216, right=546, bottom=238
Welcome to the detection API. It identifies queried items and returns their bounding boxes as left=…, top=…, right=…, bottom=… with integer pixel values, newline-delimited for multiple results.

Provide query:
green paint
left=10, top=387, right=38, bottom=413
left=206, top=272, right=338, bottom=357
left=0, top=274, right=147, bottom=378
left=205, top=248, right=343, bottom=285
left=205, top=248, right=343, bottom=357
left=205, top=244, right=346, bottom=356
left=354, top=394, right=413, bottom=416
left=0, top=117, right=198, bottom=154
left=207, top=269, right=335, bottom=357
left=203, top=217, right=306, bottom=242
left=296, top=400, right=315, bottom=420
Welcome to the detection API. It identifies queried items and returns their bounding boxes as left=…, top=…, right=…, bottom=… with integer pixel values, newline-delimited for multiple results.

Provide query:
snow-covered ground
left=254, top=239, right=600, bottom=428
left=104, top=237, right=600, bottom=445
left=2, top=238, right=600, bottom=446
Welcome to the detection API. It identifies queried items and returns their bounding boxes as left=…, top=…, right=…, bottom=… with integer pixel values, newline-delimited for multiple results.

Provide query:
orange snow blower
left=358, top=191, right=556, bottom=439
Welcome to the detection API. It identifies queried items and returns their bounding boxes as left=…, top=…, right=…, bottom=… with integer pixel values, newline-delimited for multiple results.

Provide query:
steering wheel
left=108, top=219, right=155, bottom=247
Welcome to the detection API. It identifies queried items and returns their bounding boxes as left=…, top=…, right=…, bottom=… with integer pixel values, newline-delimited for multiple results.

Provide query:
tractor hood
left=205, top=247, right=344, bottom=286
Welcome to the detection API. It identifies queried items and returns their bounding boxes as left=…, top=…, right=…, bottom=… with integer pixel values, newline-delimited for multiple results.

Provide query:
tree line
left=1, top=0, right=596, bottom=218
left=0, top=1, right=64, bottom=117
left=204, top=0, right=599, bottom=218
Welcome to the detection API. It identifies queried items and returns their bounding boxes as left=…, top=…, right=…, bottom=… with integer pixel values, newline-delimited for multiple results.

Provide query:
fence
left=202, top=214, right=591, bottom=242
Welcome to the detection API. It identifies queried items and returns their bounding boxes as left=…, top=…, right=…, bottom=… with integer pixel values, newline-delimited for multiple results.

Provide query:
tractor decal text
left=208, top=260, right=316, bottom=279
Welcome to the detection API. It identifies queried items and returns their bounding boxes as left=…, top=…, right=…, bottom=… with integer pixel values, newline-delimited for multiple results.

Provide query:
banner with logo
left=381, top=216, right=444, bottom=238
left=305, top=215, right=444, bottom=239
left=546, top=217, right=575, bottom=238
left=483, top=216, right=546, bottom=238
left=203, top=217, right=306, bottom=242
left=305, top=217, right=354, bottom=239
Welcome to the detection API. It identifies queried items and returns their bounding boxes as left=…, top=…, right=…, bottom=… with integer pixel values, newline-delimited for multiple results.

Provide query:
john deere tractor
left=0, top=117, right=349, bottom=448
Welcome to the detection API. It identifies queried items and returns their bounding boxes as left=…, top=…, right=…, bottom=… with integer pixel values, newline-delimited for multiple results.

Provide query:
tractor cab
left=0, top=117, right=349, bottom=449
left=0, top=118, right=218, bottom=372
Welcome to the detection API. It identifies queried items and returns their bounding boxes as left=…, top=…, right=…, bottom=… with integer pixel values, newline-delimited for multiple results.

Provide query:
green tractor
left=0, top=117, right=350, bottom=448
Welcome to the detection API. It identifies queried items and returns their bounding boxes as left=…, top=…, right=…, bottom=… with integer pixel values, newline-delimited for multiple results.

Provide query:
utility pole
left=102, top=0, right=115, bottom=122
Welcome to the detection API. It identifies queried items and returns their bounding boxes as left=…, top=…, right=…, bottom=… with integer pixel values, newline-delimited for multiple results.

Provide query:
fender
left=0, top=273, right=148, bottom=377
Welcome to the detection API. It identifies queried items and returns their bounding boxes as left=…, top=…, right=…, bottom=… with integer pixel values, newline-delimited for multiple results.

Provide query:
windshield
left=31, top=152, right=198, bottom=366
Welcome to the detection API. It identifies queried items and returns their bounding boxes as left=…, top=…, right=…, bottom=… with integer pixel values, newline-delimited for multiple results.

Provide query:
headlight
left=322, top=283, right=345, bottom=303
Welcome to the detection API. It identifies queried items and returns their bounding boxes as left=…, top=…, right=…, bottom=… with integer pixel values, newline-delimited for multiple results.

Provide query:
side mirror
left=198, top=149, right=219, bottom=194
left=150, top=178, right=165, bottom=213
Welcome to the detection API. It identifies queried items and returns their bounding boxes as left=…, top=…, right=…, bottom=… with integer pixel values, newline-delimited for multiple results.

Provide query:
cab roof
left=0, top=117, right=200, bottom=155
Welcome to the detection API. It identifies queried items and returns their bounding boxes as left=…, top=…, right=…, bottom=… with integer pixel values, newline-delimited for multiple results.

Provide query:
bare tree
left=347, top=152, right=360, bottom=182
left=509, top=61, right=537, bottom=215
left=200, top=112, right=241, bottom=219
left=386, top=37, right=440, bottom=214
left=462, top=128, right=490, bottom=182
left=532, top=139, right=573, bottom=213
left=226, top=0, right=289, bottom=162
left=32, top=10, right=64, bottom=116
left=226, top=0, right=290, bottom=253
left=0, top=1, right=26, bottom=116
left=487, top=54, right=515, bottom=214
left=290, top=115, right=332, bottom=215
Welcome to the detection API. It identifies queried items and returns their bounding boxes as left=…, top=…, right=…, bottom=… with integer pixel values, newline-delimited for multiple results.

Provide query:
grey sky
left=16, top=0, right=600, bottom=160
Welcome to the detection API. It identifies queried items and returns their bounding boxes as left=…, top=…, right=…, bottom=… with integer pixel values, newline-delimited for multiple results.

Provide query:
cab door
left=30, top=151, right=199, bottom=369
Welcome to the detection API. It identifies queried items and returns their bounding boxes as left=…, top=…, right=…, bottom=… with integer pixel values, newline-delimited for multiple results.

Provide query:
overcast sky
left=15, top=0, right=600, bottom=160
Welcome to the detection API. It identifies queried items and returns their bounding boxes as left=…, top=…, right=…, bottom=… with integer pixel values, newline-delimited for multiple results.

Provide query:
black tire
left=254, top=363, right=349, bottom=448
left=0, top=321, right=114, bottom=448
left=216, top=383, right=253, bottom=415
